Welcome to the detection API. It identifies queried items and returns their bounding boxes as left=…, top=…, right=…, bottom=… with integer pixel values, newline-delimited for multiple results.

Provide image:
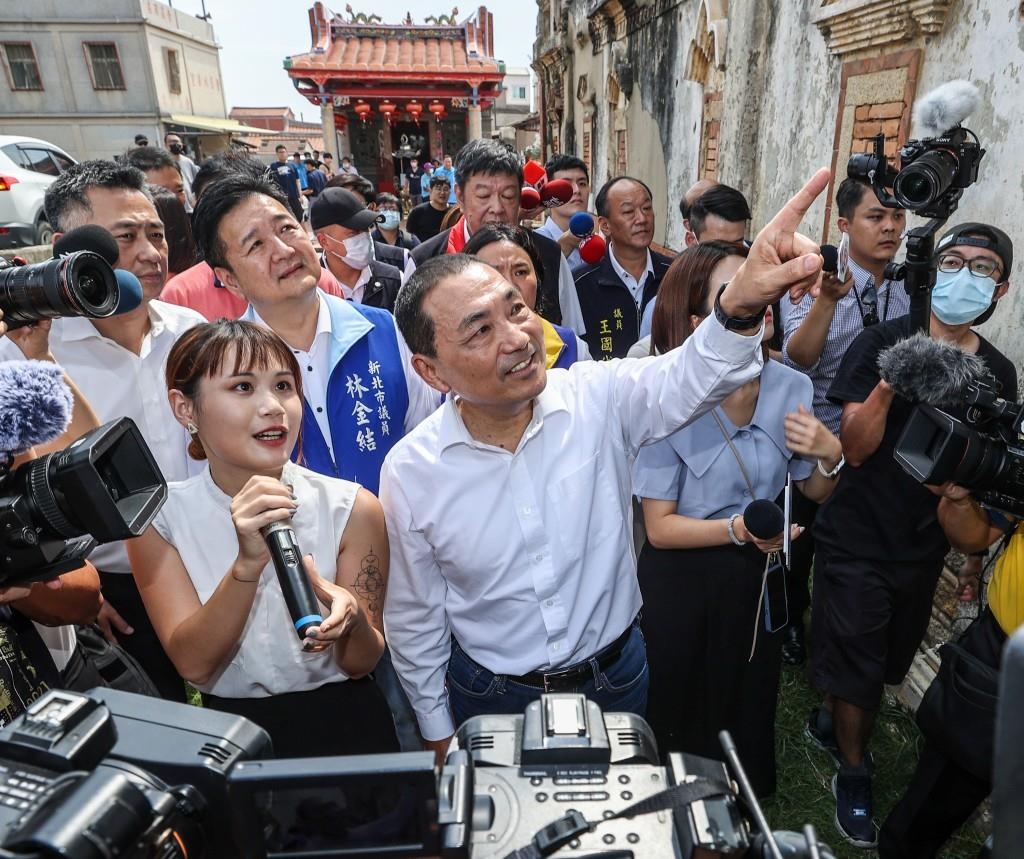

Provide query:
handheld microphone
left=53, top=224, right=142, bottom=315
left=819, top=244, right=838, bottom=274
left=53, top=224, right=118, bottom=266
left=877, top=332, right=986, bottom=407
left=520, top=185, right=541, bottom=210
left=912, top=80, right=981, bottom=136
left=567, top=212, right=607, bottom=265
left=259, top=521, right=323, bottom=640
left=523, top=159, right=547, bottom=188
left=539, top=178, right=574, bottom=208
left=742, top=499, right=785, bottom=541
left=113, top=270, right=144, bottom=315
left=0, top=361, right=73, bottom=454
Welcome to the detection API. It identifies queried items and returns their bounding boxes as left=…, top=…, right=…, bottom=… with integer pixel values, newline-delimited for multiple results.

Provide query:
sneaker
left=805, top=708, right=875, bottom=771
left=832, top=763, right=878, bottom=848
left=781, top=624, right=806, bottom=665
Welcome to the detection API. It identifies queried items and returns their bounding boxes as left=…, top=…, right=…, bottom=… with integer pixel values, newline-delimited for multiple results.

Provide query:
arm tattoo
left=354, top=547, right=384, bottom=617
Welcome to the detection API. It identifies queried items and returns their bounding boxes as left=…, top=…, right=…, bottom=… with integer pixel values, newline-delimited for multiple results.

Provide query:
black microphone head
left=742, top=499, right=785, bottom=541
left=820, top=244, right=838, bottom=274
left=53, top=225, right=119, bottom=267
left=877, top=332, right=987, bottom=407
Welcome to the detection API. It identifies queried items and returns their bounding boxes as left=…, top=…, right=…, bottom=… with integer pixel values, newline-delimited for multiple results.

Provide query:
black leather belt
left=508, top=620, right=637, bottom=692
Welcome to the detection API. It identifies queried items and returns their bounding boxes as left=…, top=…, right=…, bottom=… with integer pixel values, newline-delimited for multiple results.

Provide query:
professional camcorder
left=895, top=379, right=1024, bottom=517
left=0, top=689, right=835, bottom=858
left=0, top=416, right=167, bottom=584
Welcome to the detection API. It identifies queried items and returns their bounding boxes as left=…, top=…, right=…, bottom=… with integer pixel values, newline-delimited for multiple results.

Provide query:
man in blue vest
left=191, top=173, right=438, bottom=496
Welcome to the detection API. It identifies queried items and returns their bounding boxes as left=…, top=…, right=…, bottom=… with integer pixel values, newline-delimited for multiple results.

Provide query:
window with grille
left=164, top=48, right=180, bottom=94
left=3, top=43, right=42, bottom=90
left=85, top=42, right=125, bottom=90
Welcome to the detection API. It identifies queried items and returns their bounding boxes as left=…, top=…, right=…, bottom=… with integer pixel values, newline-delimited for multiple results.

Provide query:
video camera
left=895, top=377, right=1024, bottom=517
left=0, top=416, right=168, bottom=584
left=0, top=689, right=836, bottom=859
left=845, top=80, right=986, bottom=333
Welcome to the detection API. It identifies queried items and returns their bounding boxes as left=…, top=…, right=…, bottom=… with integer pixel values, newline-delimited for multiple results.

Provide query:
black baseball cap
left=936, top=222, right=1013, bottom=280
left=134, top=134, right=149, bottom=146
left=310, top=187, right=383, bottom=231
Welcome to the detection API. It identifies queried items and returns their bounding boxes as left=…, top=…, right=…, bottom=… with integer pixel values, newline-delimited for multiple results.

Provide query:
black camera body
left=847, top=126, right=985, bottom=220
left=895, top=380, right=1024, bottom=517
left=0, top=689, right=766, bottom=859
left=0, top=417, right=167, bottom=585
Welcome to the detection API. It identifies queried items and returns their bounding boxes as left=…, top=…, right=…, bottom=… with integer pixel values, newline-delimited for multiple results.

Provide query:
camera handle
left=883, top=217, right=947, bottom=334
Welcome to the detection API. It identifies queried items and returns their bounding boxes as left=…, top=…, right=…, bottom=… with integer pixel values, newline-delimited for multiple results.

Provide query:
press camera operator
left=877, top=483, right=1018, bottom=857
left=809, top=222, right=1017, bottom=848
left=0, top=309, right=104, bottom=722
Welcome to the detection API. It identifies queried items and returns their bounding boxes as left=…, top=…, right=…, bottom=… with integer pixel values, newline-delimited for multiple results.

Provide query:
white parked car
left=0, top=135, right=77, bottom=249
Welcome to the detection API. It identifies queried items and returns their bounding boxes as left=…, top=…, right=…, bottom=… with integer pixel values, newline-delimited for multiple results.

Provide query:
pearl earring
left=186, top=421, right=198, bottom=434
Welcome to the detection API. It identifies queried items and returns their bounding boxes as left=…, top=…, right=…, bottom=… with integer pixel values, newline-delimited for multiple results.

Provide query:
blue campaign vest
left=244, top=292, right=407, bottom=495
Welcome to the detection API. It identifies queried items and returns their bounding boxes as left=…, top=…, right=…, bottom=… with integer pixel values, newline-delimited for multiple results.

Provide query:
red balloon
left=520, top=185, right=541, bottom=210
left=579, top=234, right=607, bottom=265
left=540, top=179, right=574, bottom=208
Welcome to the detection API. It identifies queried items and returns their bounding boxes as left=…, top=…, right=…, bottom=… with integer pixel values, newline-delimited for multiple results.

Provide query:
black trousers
left=638, top=541, right=784, bottom=798
left=878, top=608, right=1005, bottom=858
left=203, top=677, right=399, bottom=758
left=98, top=571, right=187, bottom=703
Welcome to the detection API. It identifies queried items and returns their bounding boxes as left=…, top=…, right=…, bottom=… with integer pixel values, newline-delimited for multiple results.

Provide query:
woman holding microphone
left=127, top=319, right=397, bottom=756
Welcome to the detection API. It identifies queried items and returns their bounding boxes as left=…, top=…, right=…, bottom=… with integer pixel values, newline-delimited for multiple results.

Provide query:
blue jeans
left=447, top=624, right=649, bottom=730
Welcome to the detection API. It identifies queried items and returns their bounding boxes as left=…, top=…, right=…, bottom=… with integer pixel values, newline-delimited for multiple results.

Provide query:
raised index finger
left=763, top=167, right=832, bottom=237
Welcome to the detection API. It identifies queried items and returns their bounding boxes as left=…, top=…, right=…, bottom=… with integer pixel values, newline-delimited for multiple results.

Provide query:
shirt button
left=535, top=554, right=543, bottom=563
left=545, top=599, right=553, bottom=607
left=523, top=506, right=532, bottom=515
left=552, top=642, right=561, bottom=651
left=307, top=365, right=313, bottom=372
left=317, top=407, right=323, bottom=413
left=743, top=489, right=751, bottom=497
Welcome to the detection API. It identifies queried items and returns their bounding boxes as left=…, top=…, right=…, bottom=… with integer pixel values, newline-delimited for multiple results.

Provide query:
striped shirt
left=780, top=256, right=909, bottom=434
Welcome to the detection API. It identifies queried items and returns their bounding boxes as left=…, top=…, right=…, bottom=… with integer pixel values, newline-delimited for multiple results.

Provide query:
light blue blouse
left=632, top=359, right=815, bottom=519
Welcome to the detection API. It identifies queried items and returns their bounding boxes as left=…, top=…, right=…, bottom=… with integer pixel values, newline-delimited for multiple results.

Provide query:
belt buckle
left=541, top=667, right=576, bottom=693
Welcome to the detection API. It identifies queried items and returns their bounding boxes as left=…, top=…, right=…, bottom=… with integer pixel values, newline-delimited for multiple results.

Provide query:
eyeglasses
left=860, top=283, right=879, bottom=326
left=937, top=253, right=1002, bottom=280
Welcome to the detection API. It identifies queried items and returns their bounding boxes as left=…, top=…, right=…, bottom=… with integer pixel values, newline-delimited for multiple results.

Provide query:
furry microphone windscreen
left=0, top=360, right=73, bottom=454
left=876, top=332, right=987, bottom=408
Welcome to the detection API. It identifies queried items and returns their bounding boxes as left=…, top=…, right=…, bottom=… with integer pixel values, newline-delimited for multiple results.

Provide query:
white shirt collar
left=250, top=293, right=332, bottom=356
left=608, top=243, right=654, bottom=285
left=53, top=299, right=167, bottom=345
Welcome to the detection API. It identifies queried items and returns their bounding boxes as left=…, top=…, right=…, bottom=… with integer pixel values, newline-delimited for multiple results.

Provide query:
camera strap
left=503, top=777, right=734, bottom=859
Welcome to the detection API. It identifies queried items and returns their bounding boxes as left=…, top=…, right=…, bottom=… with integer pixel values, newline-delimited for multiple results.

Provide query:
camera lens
left=894, top=148, right=959, bottom=210
left=0, top=250, right=119, bottom=327
left=847, top=153, right=881, bottom=183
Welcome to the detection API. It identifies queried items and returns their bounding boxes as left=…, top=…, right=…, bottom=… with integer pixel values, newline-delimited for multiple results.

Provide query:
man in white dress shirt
left=381, top=169, right=833, bottom=760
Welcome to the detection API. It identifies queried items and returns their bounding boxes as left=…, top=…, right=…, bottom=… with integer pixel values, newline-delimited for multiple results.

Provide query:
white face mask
left=324, top=232, right=372, bottom=270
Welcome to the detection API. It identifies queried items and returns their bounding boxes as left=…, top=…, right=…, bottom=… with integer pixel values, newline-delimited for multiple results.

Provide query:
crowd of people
left=0, top=131, right=1019, bottom=857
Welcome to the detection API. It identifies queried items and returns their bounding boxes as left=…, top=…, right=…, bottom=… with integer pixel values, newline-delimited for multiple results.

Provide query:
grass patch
left=764, top=663, right=986, bottom=858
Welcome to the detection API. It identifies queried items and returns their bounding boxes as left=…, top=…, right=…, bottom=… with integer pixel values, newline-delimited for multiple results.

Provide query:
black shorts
left=810, top=545, right=944, bottom=710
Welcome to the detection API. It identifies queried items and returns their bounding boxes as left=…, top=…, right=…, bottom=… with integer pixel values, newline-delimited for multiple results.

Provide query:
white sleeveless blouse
left=152, top=461, right=359, bottom=697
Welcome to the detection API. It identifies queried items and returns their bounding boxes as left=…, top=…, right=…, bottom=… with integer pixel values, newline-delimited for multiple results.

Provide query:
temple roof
left=287, top=4, right=503, bottom=85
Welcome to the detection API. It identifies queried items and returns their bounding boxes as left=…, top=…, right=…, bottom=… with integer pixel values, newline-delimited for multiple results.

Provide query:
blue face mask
left=930, top=267, right=997, bottom=325
left=380, top=211, right=400, bottom=230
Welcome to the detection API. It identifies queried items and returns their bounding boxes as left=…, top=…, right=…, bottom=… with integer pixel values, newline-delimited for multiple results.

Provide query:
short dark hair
left=835, top=178, right=874, bottom=220
left=275, top=144, right=287, bottom=152
left=545, top=154, right=588, bottom=182
left=454, top=138, right=523, bottom=189
left=192, top=150, right=266, bottom=200
left=322, top=152, right=333, bottom=159
left=394, top=254, right=484, bottom=357
left=192, top=173, right=287, bottom=270
left=688, top=185, right=751, bottom=238
left=377, top=192, right=400, bottom=208
left=463, top=223, right=548, bottom=315
left=594, top=176, right=653, bottom=218
left=326, top=172, right=375, bottom=204
left=44, top=159, right=150, bottom=233
left=429, top=175, right=451, bottom=191
left=123, top=146, right=180, bottom=175
left=147, top=183, right=197, bottom=274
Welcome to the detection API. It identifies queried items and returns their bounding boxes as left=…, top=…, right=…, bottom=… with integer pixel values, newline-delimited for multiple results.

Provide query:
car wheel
left=34, top=219, right=54, bottom=246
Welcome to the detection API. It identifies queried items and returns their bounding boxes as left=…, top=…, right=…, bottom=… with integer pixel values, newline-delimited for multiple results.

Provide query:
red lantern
left=406, top=101, right=422, bottom=124
left=379, top=101, right=397, bottom=125
left=429, top=101, right=446, bottom=119
left=354, top=103, right=372, bottom=123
